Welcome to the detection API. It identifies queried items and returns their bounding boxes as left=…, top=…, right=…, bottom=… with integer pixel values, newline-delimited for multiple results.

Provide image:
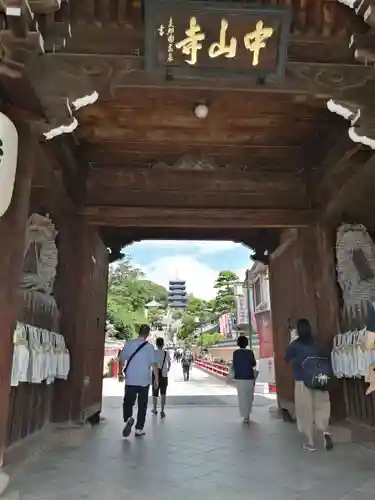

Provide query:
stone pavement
left=3, top=363, right=375, bottom=500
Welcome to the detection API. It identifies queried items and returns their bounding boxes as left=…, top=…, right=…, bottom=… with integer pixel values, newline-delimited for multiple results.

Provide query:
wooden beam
left=87, top=167, right=305, bottom=191
left=324, top=154, right=375, bottom=220
left=1, top=0, right=34, bottom=38
left=49, top=54, right=375, bottom=101
left=82, top=206, right=316, bottom=228
left=313, top=132, right=362, bottom=207
left=86, top=167, right=309, bottom=209
left=338, top=0, right=375, bottom=27
left=28, top=0, right=64, bottom=14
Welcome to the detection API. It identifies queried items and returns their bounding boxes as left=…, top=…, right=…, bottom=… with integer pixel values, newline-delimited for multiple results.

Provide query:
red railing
left=195, top=357, right=277, bottom=394
left=195, top=358, right=229, bottom=377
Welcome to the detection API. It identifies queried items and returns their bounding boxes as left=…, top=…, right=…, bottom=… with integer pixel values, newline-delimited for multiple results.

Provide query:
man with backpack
left=118, top=324, right=159, bottom=438
left=181, top=349, right=193, bottom=381
left=284, top=318, right=333, bottom=452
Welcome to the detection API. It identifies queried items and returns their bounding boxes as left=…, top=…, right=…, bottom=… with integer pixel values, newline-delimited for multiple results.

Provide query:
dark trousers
left=123, top=385, right=149, bottom=430
left=182, top=363, right=190, bottom=381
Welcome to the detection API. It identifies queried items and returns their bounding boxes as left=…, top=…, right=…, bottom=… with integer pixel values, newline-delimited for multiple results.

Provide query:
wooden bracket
left=337, top=0, right=375, bottom=25
left=0, top=1, right=97, bottom=140
left=327, top=99, right=375, bottom=149
left=0, top=0, right=71, bottom=75
left=337, top=0, right=375, bottom=26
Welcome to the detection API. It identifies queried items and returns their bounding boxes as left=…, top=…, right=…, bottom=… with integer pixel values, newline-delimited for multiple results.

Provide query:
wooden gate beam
left=49, top=53, right=375, bottom=101
left=324, top=154, right=375, bottom=220
left=82, top=206, right=316, bottom=228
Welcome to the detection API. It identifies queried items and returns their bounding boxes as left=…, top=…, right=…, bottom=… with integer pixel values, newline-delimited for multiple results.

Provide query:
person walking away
left=152, top=337, right=171, bottom=418
left=231, top=336, right=257, bottom=424
left=285, top=318, right=333, bottom=452
left=182, top=349, right=193, bottom=381
left=118, top=324, right=159, bottom=438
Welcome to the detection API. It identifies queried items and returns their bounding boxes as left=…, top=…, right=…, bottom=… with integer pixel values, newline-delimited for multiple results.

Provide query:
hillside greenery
left=107, top=255, right=242, bottom=345
left=107, top=256, right=167, bottom=340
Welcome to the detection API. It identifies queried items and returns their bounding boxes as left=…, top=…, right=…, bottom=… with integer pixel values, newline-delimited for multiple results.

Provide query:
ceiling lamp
left=194, top=103, right=209, bottom=119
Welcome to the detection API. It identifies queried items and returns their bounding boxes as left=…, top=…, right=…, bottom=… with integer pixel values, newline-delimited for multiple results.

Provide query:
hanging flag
left=219, top=313, right=230, bottom=334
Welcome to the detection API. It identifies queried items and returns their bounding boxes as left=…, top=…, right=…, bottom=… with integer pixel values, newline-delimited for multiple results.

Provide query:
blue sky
left=125, top=240, right=253, bottom=299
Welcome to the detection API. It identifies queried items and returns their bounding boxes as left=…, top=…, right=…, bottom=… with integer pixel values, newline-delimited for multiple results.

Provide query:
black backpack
left=301, top=356, right=333, bottom=391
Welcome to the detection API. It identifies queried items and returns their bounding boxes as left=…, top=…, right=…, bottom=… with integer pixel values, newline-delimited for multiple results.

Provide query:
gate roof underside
left=2, top=0, right=375, bottom=258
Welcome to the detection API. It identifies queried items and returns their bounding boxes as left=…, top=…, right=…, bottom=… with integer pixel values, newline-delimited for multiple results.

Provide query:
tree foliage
left=107, top=255, right=167, bottom=339
left=213, top=270, right=238, bottom=315
left=176, top=270, right=239, bottom=342
left=197, top=332, right=224, bottom=347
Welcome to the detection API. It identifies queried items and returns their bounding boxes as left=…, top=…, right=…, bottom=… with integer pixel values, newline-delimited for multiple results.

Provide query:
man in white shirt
left=151, top=337, right=171, bottom=418
left=119, top=324, right=159, bottom=438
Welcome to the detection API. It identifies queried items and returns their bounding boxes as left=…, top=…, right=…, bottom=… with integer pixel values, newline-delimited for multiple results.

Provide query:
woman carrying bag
left=229, top=336, right=257, bottom=424
left=151, top=337, right=171, bottom=418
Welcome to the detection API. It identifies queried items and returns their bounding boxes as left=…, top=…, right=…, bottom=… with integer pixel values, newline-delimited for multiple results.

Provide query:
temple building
left=2, top=0, right=375, bottom=481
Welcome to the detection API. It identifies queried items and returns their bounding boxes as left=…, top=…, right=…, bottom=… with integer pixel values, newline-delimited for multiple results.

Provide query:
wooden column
left=52, top=214, right=108, bottom=424
left=310, top=224, right=345, bottom=420
left=270, top=224, right=344, bottom=421
left=52, top=213, right=91, bottom=423
left=0, top=130, right=34, bottom=467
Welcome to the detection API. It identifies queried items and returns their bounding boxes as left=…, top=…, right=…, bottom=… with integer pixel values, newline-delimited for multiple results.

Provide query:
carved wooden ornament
left=336, top=223, right=375, bottom=318
left=0, top=112, right=18, bottom=218
left=21, top=213, right=58, bottom=295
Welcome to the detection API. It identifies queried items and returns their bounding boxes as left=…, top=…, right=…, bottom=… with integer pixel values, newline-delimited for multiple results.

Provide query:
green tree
left=197, top=332, right=224, bottom=347
left=147, top=308, right=164, bottom=327
left=213, top=270, right=238, bottom=315
left=179, top=313, right=197, bottom=340
left=107, top=254, right=167, bottom=339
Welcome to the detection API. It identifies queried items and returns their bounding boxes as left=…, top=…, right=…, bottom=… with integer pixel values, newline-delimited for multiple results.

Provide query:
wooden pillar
left=52, top=214, right=108, bottom=424
left=310, top=224, right=345, bottom=420
left=52, top=213, right=91, bottom=423
left=0, top=130, right=34, bottom=467
left=269, top=224, right=344, bottom=420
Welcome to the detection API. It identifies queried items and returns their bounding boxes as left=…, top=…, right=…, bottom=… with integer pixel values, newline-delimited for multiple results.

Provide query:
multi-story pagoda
left=168, top=280, right=187, bottom=309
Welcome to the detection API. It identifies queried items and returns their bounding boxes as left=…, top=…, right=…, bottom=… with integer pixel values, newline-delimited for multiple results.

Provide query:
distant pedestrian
left=152, top=337, right=171, bottom=418
left=285, top=318, right=333, bottom=452
left=181, top=349, right=193, bottom=381
left=118, top=324, right=159, bottom=438
left=231, top=336, right=257, bottom=424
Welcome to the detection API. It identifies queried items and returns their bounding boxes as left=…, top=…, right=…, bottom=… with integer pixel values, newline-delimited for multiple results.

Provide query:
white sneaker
left=135, top=429, right=146, bottom=437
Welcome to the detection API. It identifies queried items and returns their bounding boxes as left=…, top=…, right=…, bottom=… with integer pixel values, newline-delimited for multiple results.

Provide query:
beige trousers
left=236, top=379, right=255, bottom=419
left=294, top=381, right=330, bottom=443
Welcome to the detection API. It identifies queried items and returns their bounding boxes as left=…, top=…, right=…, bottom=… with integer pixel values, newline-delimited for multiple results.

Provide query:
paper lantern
left=0, top=112, right=18, bottom=217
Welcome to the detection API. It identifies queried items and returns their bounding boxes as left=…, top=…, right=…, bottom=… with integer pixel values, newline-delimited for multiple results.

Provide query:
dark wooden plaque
left=145, top=0, right=291, bottom=80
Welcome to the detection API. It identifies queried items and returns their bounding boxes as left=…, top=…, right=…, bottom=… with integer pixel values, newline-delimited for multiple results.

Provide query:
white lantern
left=0, top=113, right=18, bottom=218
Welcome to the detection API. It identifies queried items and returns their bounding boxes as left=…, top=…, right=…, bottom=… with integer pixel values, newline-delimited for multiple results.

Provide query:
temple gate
left=1, top=0, right=375, bottom=473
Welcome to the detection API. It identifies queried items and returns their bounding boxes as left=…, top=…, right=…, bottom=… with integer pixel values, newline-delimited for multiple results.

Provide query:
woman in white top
left=152, top=337, right=171, bottom=418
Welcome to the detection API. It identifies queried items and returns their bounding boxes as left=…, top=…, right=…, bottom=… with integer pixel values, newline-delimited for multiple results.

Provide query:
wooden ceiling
left=77, top=88, right=345, bottom=171
left=60, top=0, right=365, bottom=176
left=4, top=0, right=371, bottom=249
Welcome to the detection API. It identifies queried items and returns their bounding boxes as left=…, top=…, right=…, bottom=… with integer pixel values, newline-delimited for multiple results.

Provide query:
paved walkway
left=3, top=364, right=375, bottom=500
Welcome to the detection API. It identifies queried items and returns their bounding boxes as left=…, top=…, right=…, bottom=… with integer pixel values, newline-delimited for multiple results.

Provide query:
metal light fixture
left=194, top=103, right=209, bottom=119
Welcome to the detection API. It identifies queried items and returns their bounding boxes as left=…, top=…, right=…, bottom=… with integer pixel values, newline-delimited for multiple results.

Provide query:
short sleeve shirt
left=154, top=349, right=171, bottom=377
left=119, top=339, right=156, bottom=387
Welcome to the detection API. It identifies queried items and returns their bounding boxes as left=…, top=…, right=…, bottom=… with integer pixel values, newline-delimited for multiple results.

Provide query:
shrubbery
left=197, top=332, right=224, bottom=347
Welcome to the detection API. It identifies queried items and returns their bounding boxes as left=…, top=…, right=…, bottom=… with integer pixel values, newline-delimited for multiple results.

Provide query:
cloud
left=140, top=255, right=248, bottom=300
left=131, top=240, right=241, bottom=255
left=142, top=255, right=216, bottom=300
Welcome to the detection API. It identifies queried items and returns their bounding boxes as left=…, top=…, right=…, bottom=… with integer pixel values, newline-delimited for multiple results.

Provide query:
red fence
left=104, top=347, right=121, bottom=357
left=195, top=359, right=229, bottom=377
left=194, top=358, right=277, bottom=394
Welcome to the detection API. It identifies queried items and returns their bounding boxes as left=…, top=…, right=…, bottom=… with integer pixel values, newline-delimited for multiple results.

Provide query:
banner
left=256, top=310, right=274, bottom=359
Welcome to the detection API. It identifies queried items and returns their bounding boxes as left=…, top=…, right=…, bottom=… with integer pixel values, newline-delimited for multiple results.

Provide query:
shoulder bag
left=160, top=351, right=167, bottom=374
left=124, top=342, right=148, bottom=376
